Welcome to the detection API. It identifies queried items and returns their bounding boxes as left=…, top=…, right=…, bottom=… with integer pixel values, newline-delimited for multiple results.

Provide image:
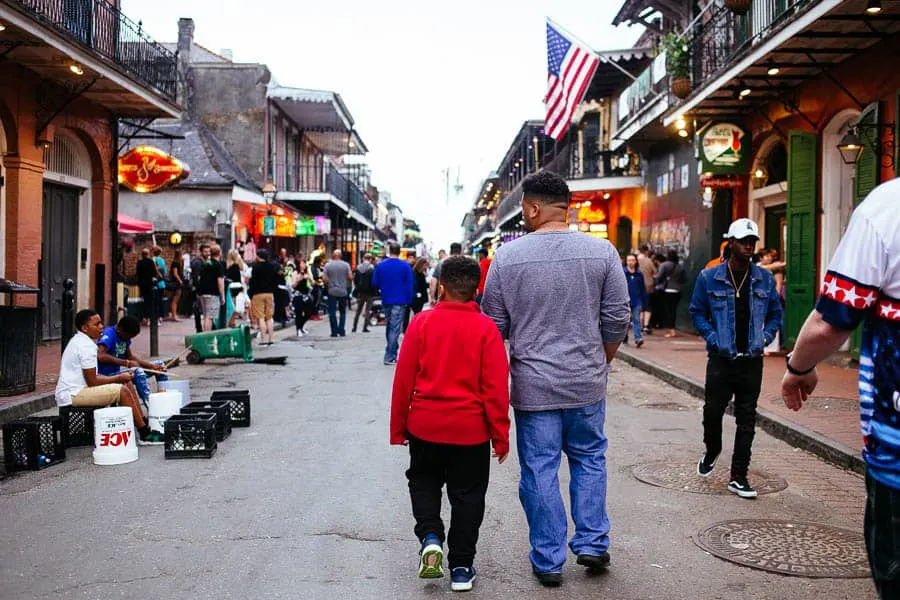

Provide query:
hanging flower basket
left=725, top=0, right=752, bottom=15
left=671, top=78, right=692, bottom=100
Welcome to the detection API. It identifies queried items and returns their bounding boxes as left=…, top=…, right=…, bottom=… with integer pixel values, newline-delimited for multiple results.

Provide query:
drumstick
left=164, top=346, right=193, bottom=368
left=127, top=366, right=168, bottom=376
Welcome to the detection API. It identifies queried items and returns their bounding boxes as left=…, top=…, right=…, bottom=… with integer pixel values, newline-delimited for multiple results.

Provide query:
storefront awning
left=117, top=213, right=154, bottom=234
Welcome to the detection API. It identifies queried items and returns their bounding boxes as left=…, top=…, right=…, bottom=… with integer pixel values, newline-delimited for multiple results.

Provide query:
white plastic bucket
left=159, top=380, right=191, bottom=407
left=92, top=406, right=139, bottom=466
left=148, top=391, right=182, bottom=434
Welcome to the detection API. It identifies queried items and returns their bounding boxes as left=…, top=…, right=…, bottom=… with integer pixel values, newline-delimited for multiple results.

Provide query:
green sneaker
left=418, top=534, right=444, bottom=578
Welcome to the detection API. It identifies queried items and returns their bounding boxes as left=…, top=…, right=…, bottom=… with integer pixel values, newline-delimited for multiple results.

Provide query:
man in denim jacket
left=689, top=218, right=782, bottom=498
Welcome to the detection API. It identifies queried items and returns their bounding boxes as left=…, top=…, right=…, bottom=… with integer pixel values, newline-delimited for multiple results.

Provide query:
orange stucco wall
left=0, top=61, right=114, bottom=314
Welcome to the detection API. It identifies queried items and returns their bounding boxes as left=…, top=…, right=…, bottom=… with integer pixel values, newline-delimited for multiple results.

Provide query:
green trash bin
left=184, top=324, right=253, bottom=364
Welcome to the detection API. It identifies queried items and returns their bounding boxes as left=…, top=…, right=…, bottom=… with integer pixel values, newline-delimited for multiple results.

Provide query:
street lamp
left=837, top=129, right=865, bottom=165
left=262, top=181, right=277, bottom=214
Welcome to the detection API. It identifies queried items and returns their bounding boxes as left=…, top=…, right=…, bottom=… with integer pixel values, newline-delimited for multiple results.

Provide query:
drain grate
left=694, top=519, right=869, bottom=578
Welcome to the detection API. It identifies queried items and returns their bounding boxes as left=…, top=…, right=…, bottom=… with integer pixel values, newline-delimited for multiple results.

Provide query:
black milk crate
left=164, top=414, right=217, bottom=459
left=210, top=390, right=251, bottom=427
left=3, top=416, right=66, bottom=472
left=182, top=401, right=231, bottom=441
left=59, top=405, right=96, bottom=447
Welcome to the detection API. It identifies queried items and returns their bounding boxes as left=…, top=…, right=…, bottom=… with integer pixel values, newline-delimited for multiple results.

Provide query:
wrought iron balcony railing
left=324, top=164, right=374, bottom=223
left=11, top=0, right=178, bottom=102
left=689, top=0, right=816, bottom=94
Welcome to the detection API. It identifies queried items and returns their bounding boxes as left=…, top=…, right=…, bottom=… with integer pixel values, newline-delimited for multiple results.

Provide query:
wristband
left=785, top=352, right=815, bottom=376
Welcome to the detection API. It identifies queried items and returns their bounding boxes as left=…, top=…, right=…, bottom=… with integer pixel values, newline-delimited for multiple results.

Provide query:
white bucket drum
left=159, top=380, right=191, bottom=407
left=92, top=406, right=139, bottom=466
left=148, top=391, right=182, bottom=434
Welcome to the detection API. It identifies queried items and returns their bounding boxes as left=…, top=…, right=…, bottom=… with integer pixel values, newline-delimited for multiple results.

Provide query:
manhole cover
left=695, top=519, right=869, bottom=578
left=632, top=462, right=787, bottom=495
left=637, top=402, right=691, bottom=411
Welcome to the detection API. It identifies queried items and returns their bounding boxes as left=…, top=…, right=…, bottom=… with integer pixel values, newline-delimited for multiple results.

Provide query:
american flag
left=545, top=19, right=599, bottom=141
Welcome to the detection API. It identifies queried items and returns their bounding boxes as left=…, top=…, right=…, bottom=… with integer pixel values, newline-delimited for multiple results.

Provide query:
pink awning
left=117, top=213, right=154, bottom=234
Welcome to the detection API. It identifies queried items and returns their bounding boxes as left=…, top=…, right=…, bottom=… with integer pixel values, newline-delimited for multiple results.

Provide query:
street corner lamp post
left=263, top=182, right=277, bottom=215
left=837, top=128, right=865, bottom=165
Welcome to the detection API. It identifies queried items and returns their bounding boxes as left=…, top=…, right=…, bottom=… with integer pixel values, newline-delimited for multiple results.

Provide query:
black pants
left=407, top=435, right=490, bottom=569
left=353, top=294, right=374, bottom=331
left=866, top=472, right=900, bottom=598
left=293, top=295, right=313, bottom=332
left=663, top=291, right=681, bottom=329
left=702, top=355, right=763, bottom=478
left=649, top=291, right=665, bottom=329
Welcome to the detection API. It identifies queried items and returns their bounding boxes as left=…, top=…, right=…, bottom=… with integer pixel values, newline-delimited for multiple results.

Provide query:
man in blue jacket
left=373, top=241, right=413, bottom=365
left=689, top=218, right=782, bottom=499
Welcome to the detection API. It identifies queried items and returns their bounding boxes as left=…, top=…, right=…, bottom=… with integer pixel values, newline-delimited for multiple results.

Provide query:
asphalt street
left=0, top=320, right=877, bottom=599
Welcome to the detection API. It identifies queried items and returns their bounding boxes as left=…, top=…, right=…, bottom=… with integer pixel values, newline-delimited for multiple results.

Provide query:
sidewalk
left=618, top=330, right=865, bottom=474
left=0, top=318, right=197, bottom=426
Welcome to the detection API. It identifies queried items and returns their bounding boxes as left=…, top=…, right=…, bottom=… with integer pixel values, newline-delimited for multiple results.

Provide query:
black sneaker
left=576, top=552, right=610, bottom=571
left=697, top=452, right=719, bottom=478
left=533, top=569, right=562, bottom=587
left=728, top=476, right=758, bottom=499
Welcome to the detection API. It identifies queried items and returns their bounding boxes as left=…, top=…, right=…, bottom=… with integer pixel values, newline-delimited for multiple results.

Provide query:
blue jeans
left=631, top=303, right=643, bottom=342
left=515, top=401, right=609, bottom=573
left=130, top=361, right=168, bottom=405
left=327, top=295, right=348, bottom=336
left=383, top=304, right=405, bottom=362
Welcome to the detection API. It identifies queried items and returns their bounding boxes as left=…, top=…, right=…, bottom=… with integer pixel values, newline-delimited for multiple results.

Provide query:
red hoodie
left=390, top=301, right=510, bottom=455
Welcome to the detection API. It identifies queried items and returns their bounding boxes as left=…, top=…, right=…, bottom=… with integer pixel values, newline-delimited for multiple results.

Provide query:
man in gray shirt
left=322, top=250, right=352, bottom=337
left=482, top=171, right=629, bottom=587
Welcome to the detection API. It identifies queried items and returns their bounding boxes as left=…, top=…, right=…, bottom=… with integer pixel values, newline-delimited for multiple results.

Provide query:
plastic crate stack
left=3, top=416, right=66, bottom=472
left=163, top=390, right=251, bottom=459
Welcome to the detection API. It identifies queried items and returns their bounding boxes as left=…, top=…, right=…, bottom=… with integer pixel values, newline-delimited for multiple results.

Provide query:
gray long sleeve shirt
left=482, top=230, right=630, bottom=411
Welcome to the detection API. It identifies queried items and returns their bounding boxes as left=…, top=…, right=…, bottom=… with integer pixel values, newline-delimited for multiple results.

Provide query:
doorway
left=41, top=183, right=79, bottom=340
left=616, top=216, right=633, bottom=255
left=764, top=204, right=787, bottom=258
left=710, top=189, right=733, bottom=259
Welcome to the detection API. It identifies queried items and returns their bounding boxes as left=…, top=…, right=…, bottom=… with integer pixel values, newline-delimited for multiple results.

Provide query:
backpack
left=355, top=268, right=375, bottom=295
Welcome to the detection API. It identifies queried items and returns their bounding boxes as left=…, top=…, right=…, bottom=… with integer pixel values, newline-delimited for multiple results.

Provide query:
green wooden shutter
left=849, top=102, right=881, bottom=359
left=784, top=130, right=818, bottom=348
left=855, top=102, right=880, bottom=207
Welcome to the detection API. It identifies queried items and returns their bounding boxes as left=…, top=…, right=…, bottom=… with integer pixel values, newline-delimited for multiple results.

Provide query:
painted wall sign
left=699, top=123, right=751, bottom=175
left=118, top=146, right=189, bottom=193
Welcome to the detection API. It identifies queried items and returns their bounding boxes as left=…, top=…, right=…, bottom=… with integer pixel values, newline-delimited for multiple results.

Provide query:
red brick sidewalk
left=618, top=330, right=864, bottom=471
left=0, top=319, right=195, bottom=415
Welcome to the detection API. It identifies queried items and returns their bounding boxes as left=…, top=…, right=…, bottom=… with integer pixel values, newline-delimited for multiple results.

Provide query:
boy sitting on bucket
left=56, top=309, right=161, bottom=445
left=96, top=315, right=168, bottom=408
left=390, top=256, right=510, bottom=592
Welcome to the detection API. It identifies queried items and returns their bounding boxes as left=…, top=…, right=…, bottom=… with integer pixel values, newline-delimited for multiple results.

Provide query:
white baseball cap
left=724, top=218, right=760, bottom=240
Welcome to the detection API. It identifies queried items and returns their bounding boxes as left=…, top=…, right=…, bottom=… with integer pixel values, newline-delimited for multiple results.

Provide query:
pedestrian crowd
left=387, top=169, right=899, bottom=599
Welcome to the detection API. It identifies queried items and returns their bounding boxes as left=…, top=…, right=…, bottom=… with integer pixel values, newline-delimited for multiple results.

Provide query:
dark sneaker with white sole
left=576, top=552, right=610, bottom=571
left=418, top=534, right=444, bottom=578
left=450, top=566, right=476, bottom=591
left=697, top=452, right=719, bottom=478
left=728, top=476, right=758, bottom=499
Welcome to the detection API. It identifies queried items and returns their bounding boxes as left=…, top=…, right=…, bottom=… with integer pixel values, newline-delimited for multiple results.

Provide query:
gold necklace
left=727, top=263, right=750, bottom=299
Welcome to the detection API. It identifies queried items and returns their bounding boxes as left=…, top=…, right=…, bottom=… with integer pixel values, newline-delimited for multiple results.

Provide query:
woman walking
left=411, top=258, right=430, bottom=315
left=292, top=258, right=315, bottom=336
left=654, top=250, right=687, bottom=338
left=167, top=253, right=184, bottom=321
left=624, top=254, right=647, bottom=348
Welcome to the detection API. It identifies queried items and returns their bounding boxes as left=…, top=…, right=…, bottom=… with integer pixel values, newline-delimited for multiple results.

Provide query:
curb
left=0, top=392, right=57, bottom=428
left=617, top=348, right=866, bottom=476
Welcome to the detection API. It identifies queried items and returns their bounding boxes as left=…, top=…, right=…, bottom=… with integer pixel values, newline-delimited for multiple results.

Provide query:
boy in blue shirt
left=97, top=315, right=168, bottom=407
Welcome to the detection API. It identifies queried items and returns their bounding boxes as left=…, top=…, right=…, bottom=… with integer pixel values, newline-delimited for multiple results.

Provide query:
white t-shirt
left=55, top=331, right=99, bottom=406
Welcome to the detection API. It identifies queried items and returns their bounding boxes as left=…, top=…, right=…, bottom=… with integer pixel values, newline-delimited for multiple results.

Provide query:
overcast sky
left=122, top=0, right=641, bottom=250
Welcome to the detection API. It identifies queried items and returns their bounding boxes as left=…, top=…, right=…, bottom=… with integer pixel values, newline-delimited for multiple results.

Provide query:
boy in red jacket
left=390, top=256, right=510, bottom=592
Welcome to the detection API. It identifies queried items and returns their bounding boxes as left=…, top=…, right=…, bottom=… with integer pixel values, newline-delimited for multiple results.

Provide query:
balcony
left=278, top=161, right=375, bottom=228
left=1, top=0, right=179, bottom=115
left=689, top=0, right=817, bottom=93
left=612, top=51, right=671, bottom=149
left=665, top=0, right=900, bottom=125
